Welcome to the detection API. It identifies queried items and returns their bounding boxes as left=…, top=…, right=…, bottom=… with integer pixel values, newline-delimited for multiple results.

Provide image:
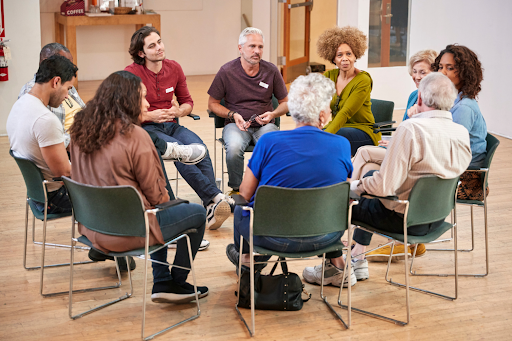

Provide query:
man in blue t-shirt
left=224, top=73, right=353, bottom=283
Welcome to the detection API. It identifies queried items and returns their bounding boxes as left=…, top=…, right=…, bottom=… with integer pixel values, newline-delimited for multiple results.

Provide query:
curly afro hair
left=317, top=26, right=368, bottom=64
left=433, top=44, right=483, bottom=99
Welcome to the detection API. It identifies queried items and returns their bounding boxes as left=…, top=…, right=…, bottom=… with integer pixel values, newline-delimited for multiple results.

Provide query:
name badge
left=259, top=82, right=269, bottom=89
left=166, top=87, right=174, bottom=93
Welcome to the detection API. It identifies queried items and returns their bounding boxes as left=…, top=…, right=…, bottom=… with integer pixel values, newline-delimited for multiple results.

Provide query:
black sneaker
left=151, top=280, right=209, bottom=304
left=88, top=248, right=136, bottom=272
left=225, top=243, right=267, bottom=274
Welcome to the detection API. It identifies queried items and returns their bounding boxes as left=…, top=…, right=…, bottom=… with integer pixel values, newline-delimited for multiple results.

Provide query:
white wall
left=337, top=0, right=414, bottom=109
left=0, top=0, right=41, bottom=135
left=409, top=0, right=511, bottom=138
left=40, top=0, right=242, bottom=80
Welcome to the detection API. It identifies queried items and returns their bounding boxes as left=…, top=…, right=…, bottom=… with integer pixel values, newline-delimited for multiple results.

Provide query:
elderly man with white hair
left=208, top=27, right=289, bottom=196
left=303, top=72, right=472, bottom=288
left=225, top=73, right=353, bottom=274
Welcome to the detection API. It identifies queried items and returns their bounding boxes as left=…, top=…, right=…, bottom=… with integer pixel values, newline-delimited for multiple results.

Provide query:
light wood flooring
left=1, top=75, right=512, bottom=340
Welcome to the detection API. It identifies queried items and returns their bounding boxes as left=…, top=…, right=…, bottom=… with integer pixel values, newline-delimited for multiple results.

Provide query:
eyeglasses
left=64, top=98, right=73, bottom=109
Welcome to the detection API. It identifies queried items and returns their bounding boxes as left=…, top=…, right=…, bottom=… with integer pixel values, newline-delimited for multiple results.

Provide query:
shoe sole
left=303, top=274, right=356, bottom=288
left=367, top=250, right=426, bottom=262
left=207, top=201, right=231, bottom=230
left=151, top=290, right=208, bottom=304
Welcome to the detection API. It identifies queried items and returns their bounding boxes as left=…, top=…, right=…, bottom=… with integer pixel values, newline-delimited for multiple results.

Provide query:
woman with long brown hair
left=69, top=70, right=208, bottom=303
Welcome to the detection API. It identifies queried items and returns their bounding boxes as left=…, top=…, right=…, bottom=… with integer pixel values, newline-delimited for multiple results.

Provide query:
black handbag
left=236, top=257, right=311, bottom=311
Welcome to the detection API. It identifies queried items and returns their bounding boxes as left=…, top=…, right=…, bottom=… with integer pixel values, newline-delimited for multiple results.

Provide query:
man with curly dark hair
left=316, top=26, right=381, bottom=155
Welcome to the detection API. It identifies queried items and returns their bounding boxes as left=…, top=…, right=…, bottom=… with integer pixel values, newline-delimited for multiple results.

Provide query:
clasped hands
left=234, top=111, right=274, bottom=131
left=146, top=99, right=185, bottom=123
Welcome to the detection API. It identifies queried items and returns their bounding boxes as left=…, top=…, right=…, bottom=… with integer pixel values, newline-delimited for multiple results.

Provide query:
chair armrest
left=373, top=120, right=396, bottom=128
left=231, top=194, right=249, bottom=206
left=187, top=113, right=200, bottom=120
left=207, top=109, right=215, bottom=118
left=51, top=177, right=63, bottom=181
left=361, top=192, right=400, bottom=201
left=465, top=166, right=488, bottom=172
left=155, top=198, right=190, bottom=210
left=373, top=127, right=397, bottom=134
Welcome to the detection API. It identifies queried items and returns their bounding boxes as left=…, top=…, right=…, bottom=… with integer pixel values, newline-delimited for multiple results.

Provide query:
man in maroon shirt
left=207, top=27, right=289, bottom=195
left=125, top=26, right=232, bottom=230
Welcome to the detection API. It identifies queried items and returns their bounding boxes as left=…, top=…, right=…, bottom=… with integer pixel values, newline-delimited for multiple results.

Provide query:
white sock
left=212, top=193, right=224, bottom=204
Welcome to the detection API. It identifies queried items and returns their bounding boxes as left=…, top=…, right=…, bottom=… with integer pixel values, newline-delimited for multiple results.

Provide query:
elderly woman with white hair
left=225, top=73, right=353, bottom=273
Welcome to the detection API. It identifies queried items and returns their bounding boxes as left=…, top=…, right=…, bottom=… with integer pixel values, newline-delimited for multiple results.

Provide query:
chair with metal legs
left=62, top=176, right=201, bottom=341
left=341, top=176, right=460, bottom=326
left=413, top=133, right=500, bottom=277
left=9, top=150, right=93, bottom=296
left=234, top=182, right=357, bottom=336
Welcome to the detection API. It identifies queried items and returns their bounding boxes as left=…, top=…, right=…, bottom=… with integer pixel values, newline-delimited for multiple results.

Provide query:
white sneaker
left=205, top=199, right=230, bottom=230
left=168, top=239, right=210, bottom=251
left=302, top=259, right=356, bottom=288
left=163, top=143, right=207, bottom=165
left=343, top=255, right=369, bottom=281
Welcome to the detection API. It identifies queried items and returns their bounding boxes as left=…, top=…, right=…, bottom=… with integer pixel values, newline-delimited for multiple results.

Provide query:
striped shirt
left=18, top=75, right=86, bottom=147
left=357, top=110, right=471, bottom=214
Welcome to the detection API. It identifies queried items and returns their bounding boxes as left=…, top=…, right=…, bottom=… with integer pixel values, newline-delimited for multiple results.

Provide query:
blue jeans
left=32, top=185, right=72, bottom=214
left=233, top=205, right=343, bottom=261
left=151, top=203, right=206, bottom=285
left=222, top=123, right=279, bottom=190
left=143, top=122, right=220, bottom=204
left=335, top=127, right=374, bottom=156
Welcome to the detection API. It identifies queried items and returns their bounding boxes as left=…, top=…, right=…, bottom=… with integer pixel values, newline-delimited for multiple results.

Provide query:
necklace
left=28, top=91, right=47, bottom=107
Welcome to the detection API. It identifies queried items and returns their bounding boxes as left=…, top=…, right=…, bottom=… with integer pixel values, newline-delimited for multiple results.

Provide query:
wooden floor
left=1, top=75, right=512, bottom=341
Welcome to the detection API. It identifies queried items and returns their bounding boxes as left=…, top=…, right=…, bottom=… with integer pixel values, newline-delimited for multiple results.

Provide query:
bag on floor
left=236, top=257, right=310, bottom=311
left=458, top=170, right=489, bottom=201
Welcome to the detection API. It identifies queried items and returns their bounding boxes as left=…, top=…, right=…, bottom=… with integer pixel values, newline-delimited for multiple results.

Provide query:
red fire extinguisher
left=0, top=45, right=8, bottom=82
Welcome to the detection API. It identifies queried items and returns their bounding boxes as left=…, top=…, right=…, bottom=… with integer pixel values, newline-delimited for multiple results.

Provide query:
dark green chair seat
left=425, top=133, right=500, bottom=277
left=347, top=176, right=460, bottom=326
left=208, top=95, right=283, bottom=192
left=235, top=182, right=356, bottom=335
left=9, top=149, right=91, bottom=297
left=62, top=176, right=201, bottom=340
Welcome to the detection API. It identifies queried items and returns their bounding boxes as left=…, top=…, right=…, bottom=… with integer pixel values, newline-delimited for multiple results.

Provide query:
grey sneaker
left=206, top=199, right=230, bottom=230
left=163, top=142, right=207, bottom=165
left=302, top=259, right=356, bottom=287
left=225, top=243, right=267, bottom=274
left=343, top=254, right=369, bottom=281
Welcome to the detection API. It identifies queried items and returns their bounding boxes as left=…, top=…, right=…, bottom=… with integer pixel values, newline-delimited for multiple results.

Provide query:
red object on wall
left=0, top=0, right=5, bottom=38
left=0, top=47, right=7, bottom=81
left=61, top=0, right=86, bottom=16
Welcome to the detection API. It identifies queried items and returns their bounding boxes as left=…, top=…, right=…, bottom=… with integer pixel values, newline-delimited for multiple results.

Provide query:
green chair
left=235, top=182, right=357, bottom=336
left=62, top=176, right=200, bottom=341
left=414, top=133, right=500, bottom=277
left=371, top=98, right=395, bottom=136
left=9, top=150, right=92, bottom=296
left=208, top=95, right=282, bottom=192
left=345, top=176, right=460, bottom=326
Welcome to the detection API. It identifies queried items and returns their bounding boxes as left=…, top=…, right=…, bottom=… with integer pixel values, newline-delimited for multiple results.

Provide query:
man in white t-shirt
left=7, top=55, right=77, bottom=214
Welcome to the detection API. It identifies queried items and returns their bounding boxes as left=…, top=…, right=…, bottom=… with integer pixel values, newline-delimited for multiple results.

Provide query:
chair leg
left=411, top=204, right=489, bottom=277
left=235, top=235, right=255, bottom=336
left=221, top=142, right=225, bottom=193
left=174, top=167, right=179, bottom=197
left=142, top=234, right=201, bottom=340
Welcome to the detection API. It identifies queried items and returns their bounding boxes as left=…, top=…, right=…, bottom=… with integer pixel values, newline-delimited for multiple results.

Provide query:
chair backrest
left=371, top=98, right=395, bottom=124
left=482, top=133, right=500, bottom=187
left=406, top=176, right=459, bottom=227
left=214, top=95, right=281, bottom=128
left=62, top=177, right=147, bottom=238
left=252, top=182, right=351, bottom=238
left=9, top=150, right=47, bottom=203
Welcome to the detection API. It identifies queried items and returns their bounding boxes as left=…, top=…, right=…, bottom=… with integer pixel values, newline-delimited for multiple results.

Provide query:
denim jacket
left=450, top=93, right=487, bottom=167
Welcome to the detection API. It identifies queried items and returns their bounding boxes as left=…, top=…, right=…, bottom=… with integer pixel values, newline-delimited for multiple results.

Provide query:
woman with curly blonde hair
left=317, top=26, right=380, bottom=155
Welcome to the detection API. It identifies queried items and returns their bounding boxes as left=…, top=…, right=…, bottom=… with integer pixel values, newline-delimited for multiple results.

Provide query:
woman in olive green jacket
left=317, top=26, right=381, bottom=155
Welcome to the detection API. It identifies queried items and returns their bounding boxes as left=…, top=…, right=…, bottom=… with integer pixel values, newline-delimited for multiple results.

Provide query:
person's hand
left=168, top=99, right=186, bottom=118
left=145, top=109, right=176, bottom=123
left=378, top=140, right=389, bottom=147
left=255, top=112, right=274, bottom=126
left=234, top=113, right=248, bottom=131
left=407, top=104, right=418, bottom=118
